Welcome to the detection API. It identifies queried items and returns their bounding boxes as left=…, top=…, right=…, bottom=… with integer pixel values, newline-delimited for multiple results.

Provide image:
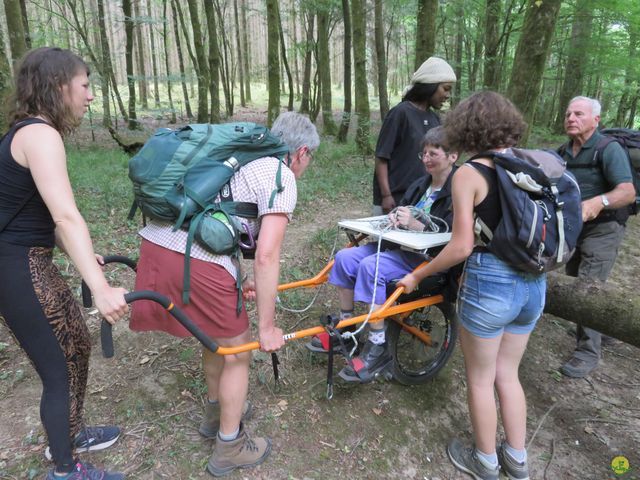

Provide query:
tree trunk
left=122, top=0, right=139, bottom=129
left=162, top=0, right=177, bottom=123
left=546, top=273, right=640, bottom=349
left=277, top=1, right=294, bottom=112
left=0, top=26, right=12, bottom=132
left=3, top=0, right=28, bottom=62
left=187, top=0, right=209, bottom=122
left=233, top=0, right=245, bottom=108
left=483, top=0, right=501, bottom=90
left=300, top=11, right=315, bottom=114
left=133, top=0, right=148, bottom=109
left=374, top=0, right=388, bottom=120
left=146, top=0, right=161, bottom=107
left=266, top=0, right=280, bottom=126
left=351, top=0, right=371, bottom=155
left=171, top=0, right=193, bottom=119
left=615, top=19, right=638, bottom=127
left=452, top=2, right=464, bottom=106
left=18, top=0, right=30, bottom=49
left=414, top=0, right=437, bottom=69
left=506, top=0, right=562, bottom=145
left=96, top=0, right=112, bottom=127
left=337, top=0, right=352, bottom=143
left=317, top=5, right=336, bottom=135
left=203, top=0, right=221, bottom=123
left=240, top=0, right=251, bottom=102
left=213, top=0, right=234, bottom=118
left=553, top=0, right=595, bottom=132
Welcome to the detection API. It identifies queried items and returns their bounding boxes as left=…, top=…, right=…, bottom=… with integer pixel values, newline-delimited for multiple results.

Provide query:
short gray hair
left=569, top=96, right=601, bottom=116
left=271, top=112, right=320, bottom=153
left=420, top=126, right=450, bottom=151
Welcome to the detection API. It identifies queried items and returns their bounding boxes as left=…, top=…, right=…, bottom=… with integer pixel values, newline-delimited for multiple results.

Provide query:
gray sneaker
left=497, top=441, right=529, bottom=480
left=447, top=438, right=499, bottom=480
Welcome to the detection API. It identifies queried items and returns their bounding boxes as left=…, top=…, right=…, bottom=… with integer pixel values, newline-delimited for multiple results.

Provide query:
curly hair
left=8, top=47, right=90, bottom=136
left=443, top=91, right=527, bottom=154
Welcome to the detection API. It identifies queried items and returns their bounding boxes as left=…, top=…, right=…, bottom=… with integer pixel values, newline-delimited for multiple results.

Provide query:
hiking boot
left=447, top=438, right=499, bottom=480
left=199, top=400, right=253, bottom=439
left=206, top=423, right=271, bottom=477
left=338, top=339, right=392, bottom=383
left=560, top=356, right=598, bottom=378
left=45, top=426, right=121, bottom=461
left=497, top=441, right=530, bottom=480
left=44, top=461, right=125, bottom=480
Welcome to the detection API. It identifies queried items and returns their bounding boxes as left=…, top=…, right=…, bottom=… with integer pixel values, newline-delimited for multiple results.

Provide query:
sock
left=475, top=448, right=498, bottom=469
left=207, top=398, right=219, bottom=405
left=339, top=310, right=353, bottom=319
left=505, top=442, right=527, bottom=463
left=218, top=427, right=240, bottom=442
left=368, top=329, right=386, bottom=345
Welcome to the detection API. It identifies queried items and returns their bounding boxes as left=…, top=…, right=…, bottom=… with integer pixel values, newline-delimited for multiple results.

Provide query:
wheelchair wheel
left=387, top=301, right=457, bottom=385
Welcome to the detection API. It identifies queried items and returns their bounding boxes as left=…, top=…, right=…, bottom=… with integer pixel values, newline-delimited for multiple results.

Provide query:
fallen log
left=545, top=272, right=639, bottom=348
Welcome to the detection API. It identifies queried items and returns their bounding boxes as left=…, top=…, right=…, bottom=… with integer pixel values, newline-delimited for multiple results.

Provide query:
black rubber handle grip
left=100, top=290, right=219, bottom=359
left=81, top=255, right=138, bottom=308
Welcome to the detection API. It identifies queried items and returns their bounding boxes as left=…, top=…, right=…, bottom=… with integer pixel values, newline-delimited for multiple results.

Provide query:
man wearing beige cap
left=373, top=56, right=456, bottom=214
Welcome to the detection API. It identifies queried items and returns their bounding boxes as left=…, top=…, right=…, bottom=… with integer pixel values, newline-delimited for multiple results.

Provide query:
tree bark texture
left=171, top=0, right=193, bottom=119
left=374, top=0, right=388, bottom=120
left=266, top=0, right=280, bottom=126
left=0, top=26, right=12, bottom=132
left=545, top=273, right=640, bottom=349
left=240, top=0, right=251, bottom=102
left=122, top=0, right=138, bottom=129
left=187, top=0, right=209, bottom=122
left=133, top=0, right=148, bottom=109
left=317, top=5, right=336, bottom=135
left=337, top=0, right=352, bottom=143
left=277, top=1, right=294, bottom=112
left=506, top=0, right=562, bottom=145
left=553, top=0, right=595, bottom=132
left=483, top=0, right=501, bottom=90
left=300, top=11, right=314, bottom=114
left=351, top=0, right=371, bottom=155
left=233, top=0, right=245, bottom=107
left=414, top=0, right=437, bottom=69
left=162, top=0, right=177, bottom=124
left=203, top=0, right=221, bottom=123
left=3, top=0, right=27, bottom=62
left=146, top=0, right=161, bottom=107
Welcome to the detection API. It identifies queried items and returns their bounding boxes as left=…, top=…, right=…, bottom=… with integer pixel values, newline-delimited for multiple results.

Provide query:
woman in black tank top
left=0, top=48, right=128, bottom=480
left=399, top=92, right=544, bottom=480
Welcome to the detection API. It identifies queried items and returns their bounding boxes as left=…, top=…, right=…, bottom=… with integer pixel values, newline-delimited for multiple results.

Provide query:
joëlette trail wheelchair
left=84, top=221, right=458, bottom=389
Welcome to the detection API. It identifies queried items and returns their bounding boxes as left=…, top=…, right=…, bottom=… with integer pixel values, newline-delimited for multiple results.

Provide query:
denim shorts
left=457, top=252, right=546, bottom=339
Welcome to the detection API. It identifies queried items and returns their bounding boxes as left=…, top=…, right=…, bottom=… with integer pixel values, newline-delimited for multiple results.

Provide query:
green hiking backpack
left=128, top=122, right=291, bottom=307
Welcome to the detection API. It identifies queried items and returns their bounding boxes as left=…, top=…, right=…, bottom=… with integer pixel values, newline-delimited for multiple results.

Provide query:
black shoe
left=338, top=340, right=392, bottom=383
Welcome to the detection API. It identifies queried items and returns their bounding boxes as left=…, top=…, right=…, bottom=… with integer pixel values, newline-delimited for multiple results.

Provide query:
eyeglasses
left=419, top=150, right=447, bottom=160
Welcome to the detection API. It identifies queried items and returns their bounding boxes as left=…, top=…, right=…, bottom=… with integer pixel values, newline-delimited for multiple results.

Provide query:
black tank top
left=0, top=118, right=56, bottom=247
left=466, top=161, right=501, bottom=233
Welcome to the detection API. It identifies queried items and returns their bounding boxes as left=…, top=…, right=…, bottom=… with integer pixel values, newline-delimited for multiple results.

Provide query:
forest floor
left=0, top=112, right=639, bottom=480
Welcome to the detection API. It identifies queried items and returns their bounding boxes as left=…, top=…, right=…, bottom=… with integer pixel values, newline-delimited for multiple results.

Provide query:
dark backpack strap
left=0, top=118, right=52, bottom=234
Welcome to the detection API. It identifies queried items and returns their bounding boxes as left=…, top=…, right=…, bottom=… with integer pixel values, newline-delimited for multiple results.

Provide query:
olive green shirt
left=561, top=130, right=633, bottom=201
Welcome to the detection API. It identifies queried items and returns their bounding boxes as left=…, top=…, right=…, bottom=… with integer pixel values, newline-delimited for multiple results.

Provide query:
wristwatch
left=600, top=194, right=610, bottom=207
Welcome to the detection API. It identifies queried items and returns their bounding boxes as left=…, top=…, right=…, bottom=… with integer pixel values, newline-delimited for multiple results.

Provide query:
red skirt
left=130, top=239, right=249, bottom=338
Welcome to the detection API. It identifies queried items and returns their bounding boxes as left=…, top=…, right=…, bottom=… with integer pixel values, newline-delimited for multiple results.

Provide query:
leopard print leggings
left=0, top=242, right=90, bottom=468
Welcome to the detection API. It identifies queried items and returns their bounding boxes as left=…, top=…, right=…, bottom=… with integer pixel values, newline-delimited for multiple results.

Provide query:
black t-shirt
left=373, top=101, right=440, bottom=205
left=0, top=119, right=55, bottom=247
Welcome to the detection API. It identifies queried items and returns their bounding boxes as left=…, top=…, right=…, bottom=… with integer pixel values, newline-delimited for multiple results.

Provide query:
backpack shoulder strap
left=0, top=118, right=52, bottom=234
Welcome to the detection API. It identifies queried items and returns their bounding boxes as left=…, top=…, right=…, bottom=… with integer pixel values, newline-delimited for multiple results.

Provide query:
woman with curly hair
left=0, top=47, right=128, bottom=479
left=400, top=91, right=542, bottom=480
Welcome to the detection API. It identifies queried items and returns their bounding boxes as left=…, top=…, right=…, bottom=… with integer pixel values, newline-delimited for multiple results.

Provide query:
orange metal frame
left=215, top=232, right=444, bottom=355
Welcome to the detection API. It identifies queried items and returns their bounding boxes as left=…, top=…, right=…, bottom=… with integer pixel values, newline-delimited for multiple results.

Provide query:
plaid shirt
left=140, top=157, right=297, bottom=279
